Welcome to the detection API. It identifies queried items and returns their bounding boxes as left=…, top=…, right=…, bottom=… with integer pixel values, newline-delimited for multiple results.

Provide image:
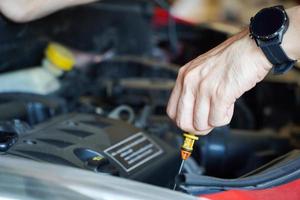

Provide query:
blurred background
left=171, top=0, right=299, bottom=25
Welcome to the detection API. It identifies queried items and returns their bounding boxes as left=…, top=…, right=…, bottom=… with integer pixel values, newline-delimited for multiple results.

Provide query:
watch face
left=251, top=7, right=286, bottom=38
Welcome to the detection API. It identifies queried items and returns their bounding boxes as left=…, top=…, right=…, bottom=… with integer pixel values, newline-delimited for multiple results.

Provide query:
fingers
left=167, top=62, right=216, bottom=135
left=167, top=63, right=191, bottom=120
left=174, top=66, right=199, bottom=132
left=167, top=74, right=235, bottom=135
left=166, top=81, right=182, bottom=120
left=175, top=88, right=214, bottom=136
left=193, top=91, right=212, bottom=131
left=168, top=65, right=216, bottom=135
left=167, top=47, right=237, bottom=134
left=175, top=81, right=196, bottom=132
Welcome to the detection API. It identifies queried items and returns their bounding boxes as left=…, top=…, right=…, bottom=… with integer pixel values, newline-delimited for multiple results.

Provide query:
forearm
left=0, top=0, right=98, bottom=23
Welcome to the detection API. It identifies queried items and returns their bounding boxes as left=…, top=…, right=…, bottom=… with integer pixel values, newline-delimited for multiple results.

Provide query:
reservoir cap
left=45, top=43, right=75, bottom=71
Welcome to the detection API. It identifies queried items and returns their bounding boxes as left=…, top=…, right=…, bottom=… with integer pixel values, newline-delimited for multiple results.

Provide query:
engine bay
left=0, top=0, right=300, bottom=197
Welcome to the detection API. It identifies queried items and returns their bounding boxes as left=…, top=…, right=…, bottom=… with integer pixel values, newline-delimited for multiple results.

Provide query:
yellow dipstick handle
left=180, top=133, right=199, bottom=160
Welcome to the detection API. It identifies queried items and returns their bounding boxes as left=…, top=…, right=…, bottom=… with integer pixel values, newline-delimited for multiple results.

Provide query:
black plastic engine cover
left=6, top=113, right=180, bottom=187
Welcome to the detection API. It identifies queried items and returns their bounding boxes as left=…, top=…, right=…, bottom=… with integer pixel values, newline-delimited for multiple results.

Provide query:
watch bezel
left=250, top=6, right=288, bottom=40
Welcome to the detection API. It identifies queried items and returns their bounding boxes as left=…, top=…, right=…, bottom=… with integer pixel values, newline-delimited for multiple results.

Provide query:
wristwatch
left=249, top=5, right=296, bottom=74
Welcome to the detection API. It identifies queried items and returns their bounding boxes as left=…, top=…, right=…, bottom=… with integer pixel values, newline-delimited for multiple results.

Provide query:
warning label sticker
left=104, top=132, right=163, bottom=172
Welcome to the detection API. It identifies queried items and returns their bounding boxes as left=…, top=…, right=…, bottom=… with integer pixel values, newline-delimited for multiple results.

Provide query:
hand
left=167, top=29, right=272, bottom=135
left=167, top=6, right=300, bottom=135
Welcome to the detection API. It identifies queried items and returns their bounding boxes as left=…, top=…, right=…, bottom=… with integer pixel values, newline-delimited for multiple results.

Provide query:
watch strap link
left=261, top=44, right=296, bottom=74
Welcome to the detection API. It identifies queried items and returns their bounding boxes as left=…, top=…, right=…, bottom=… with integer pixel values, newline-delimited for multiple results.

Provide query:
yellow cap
left=183, top=133, right=199, bottom=140
left=181, top=133, right=199, bottom=152
left=45, top=42, right=75, bottom=71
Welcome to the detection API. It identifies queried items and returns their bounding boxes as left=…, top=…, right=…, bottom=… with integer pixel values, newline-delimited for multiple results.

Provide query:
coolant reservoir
left=0, top=43, right=75, bottom=95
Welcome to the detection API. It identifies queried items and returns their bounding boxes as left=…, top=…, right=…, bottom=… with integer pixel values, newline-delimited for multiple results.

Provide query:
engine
left=0, top=0, right=299, bottom=196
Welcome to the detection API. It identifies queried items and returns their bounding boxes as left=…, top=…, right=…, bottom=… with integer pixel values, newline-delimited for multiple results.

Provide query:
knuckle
left=176, top=118, right=194, bottom=132
left=217, top=120, right=230, bottom=127
left=182, top=72, right=193, bottom=85
left=199, top=66, right=209, bottom=78
left=178, top=67, right=186, bottom=77
left=215, top=86, right=225, bottom=99
left=195, top=129, right=212, bottom=136
left=199, top=80, right=209, bottom=93
left=224, top=112, right=233, bottom=125
left=193, top=119, right=209, bottom=131
left=223, top=118, right=231, bottom=125
left=208, top=120, right=218, bottom=127
left=213, top=86, right=231, bottom=105
left=199, top=69, right=206, bottom=78
left=181, top=126, right=195, bottom=132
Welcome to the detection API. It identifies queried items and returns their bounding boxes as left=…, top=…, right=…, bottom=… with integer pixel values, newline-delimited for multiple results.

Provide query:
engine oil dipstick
left=173, top=133, right=199, bottom=190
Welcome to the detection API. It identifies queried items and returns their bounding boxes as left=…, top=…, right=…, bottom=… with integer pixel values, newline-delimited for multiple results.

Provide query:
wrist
left=241, top=29, right=273, bottom=71
left=282, top=6, right=300, bottom=60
